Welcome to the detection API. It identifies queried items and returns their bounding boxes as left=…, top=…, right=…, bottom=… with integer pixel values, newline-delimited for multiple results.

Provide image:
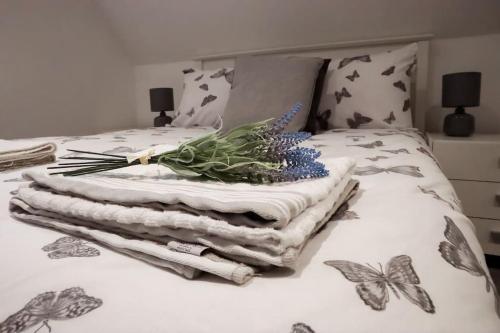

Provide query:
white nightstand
left=427, top=133, right=500, bottom=256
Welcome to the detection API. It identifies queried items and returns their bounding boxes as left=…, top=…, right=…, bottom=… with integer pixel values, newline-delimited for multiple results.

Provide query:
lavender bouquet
left=49, top=103, right=328, bottom=183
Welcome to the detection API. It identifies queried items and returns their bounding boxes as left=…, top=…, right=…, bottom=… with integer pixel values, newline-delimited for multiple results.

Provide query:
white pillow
left=172, top=68, right=233, bottom=128
left=319, top=43, right=417, bottom=129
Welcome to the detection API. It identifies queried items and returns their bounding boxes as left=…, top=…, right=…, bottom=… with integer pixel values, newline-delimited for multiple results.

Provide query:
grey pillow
left=221, top=55, right=324, bottom=132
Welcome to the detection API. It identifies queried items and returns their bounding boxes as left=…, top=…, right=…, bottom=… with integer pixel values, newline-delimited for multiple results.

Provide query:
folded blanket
left=0, top=142, right=56, bottom=172
left=10, top=157, right=357, bottom=284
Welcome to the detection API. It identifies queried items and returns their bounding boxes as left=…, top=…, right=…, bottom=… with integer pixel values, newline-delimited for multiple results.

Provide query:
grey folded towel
left=0, top=142, right=56, bottom=172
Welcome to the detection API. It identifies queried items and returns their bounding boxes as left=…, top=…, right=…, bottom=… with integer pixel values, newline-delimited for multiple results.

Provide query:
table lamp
left=150, top=88, right=174, bottom=127
left=442, top=72, right=481, bottom=137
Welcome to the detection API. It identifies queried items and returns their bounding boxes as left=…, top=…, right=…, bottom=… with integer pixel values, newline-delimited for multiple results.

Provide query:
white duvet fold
left=9, top=157, right=356, bottom=284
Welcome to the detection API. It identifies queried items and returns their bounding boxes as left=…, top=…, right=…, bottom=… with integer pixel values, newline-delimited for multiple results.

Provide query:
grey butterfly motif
left=416, top=147, right=440, bottom=166
left=187, top=108, right=196, bottom=117
left=393, top=80, right=406, bottom=92
left=366, top=156, right=389, bottom=162
left=381, top=66, right=395, bottom=76
left=325, top=255, right=435, bottom=313
left=345, top=70, right=360, bottom=81
left=338, top=55, right=371, bottom=69
left=103, top=146, right=140, bottom=155
left=417, top=186, right=456, bottom=210
left=381, top=148, right=409, bottom=154
left=348, top=140, right=383, bottom=149
left=201, top=95, right=217, bottom=107
left=313, top=144, right=327, bottom=148
left=0, top=287, right=102, bottom=333
left=182, top=68, right=195, bottom=74
left=290, top=322, right=315, bottom=333
left=346, top=135, right=365, bottom=142
left=3, top=177, right=25, bottom=183
left=199, top=83, right=208, bottom=91
left=331, top=202, right=359, bottom=221
left=403, top=99, right=411, bottom=112
left=439, top=216, right=499, bottom=317
left=355, top=165, right=423, bottom=177
left=406, top=59, right=417, bottom=77
left=373, top=131, right=418, bottom=140
left=60, top=137, right=100, bottom=144
left=42, top=236, right=100, bottom=259
left=224, top=69, right=235, bottom=85
left=383, top=111, right=396, bottom=124
left=316, top=109, right=331, bottom=130
left=194, top=74, right=204, bottom=81
left=335, top=87, right=351, bottom=104
left=346, top=112, right=372, bottom=129
left=209, top=68, right=226, bottom=78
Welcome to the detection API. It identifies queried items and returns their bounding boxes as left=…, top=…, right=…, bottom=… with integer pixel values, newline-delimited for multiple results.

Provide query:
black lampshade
left=150, top=88, right=174, bottom=112
left=442, top=72, right=481, bottom=108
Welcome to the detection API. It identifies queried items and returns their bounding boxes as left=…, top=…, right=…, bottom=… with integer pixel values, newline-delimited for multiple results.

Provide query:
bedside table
left=427, top=133, right=500, bottom=256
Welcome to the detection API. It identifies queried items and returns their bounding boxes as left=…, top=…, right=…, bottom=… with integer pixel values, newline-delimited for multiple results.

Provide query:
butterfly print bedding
left=337, top=55, right=371, bottom=69
left=2, top=127, right=499, bottom=332
left=406, top=59, right=417, bottom=77
left=199, top=83, right=209, bottom=91
left=334, top=87, right=351, bottom=104
left=355, top=165, right=423, bottom=178
left=403, top=99, right=411, bottom=112
left=200, top=94, right=217, bottom=107
left=381, top=148, right=409, bottom=154
left=365, top=156, right=389, bottom=162
left=345, top=70, right=360, bottom=81
left=290, top=322, right=315, bottom=333
left=416, top=146, right=440, bottom=166
left=42, top=237, right=100, bottom=259
left=393, top=80, right=407, bottom=92
left=346, top=113, right=372, bottom=129
left=348, top=140, right=383, bottom=148
left=439, top=216, right=499, bottom=317
left=325, top=255, right=435, bottom=313
left=0, top=287, right=102, bottom=333
left=383, top=111, right=396, bottom=124
left=418, top=186, right=457, bottom=211
left=381, top=66, right=395, bottom=76
left=315, top=109, right=331, bottom=131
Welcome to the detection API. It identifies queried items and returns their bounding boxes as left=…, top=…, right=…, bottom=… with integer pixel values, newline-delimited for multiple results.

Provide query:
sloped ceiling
left=96, top=0, right=500, bottom=65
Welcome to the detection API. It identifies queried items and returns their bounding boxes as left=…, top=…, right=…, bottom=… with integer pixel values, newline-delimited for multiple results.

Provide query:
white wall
left=134, top=33, right=500, bottom=133
left=0, top=0, right=136, bottom=139
left=97, top=0, right=500, bottom=64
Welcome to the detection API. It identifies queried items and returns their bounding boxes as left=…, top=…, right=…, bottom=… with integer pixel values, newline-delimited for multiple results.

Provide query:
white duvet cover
left=0, top=127, right=498, bottom=333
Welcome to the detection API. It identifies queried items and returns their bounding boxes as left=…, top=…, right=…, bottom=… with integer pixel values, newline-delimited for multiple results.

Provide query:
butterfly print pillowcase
left=317, top=43, right=417, bottom=130
left=172, top=67, right=233, bottom=128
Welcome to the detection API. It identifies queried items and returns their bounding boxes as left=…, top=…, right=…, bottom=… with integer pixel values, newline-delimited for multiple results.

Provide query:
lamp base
left=154, top=111, right=172, bottom=127
left=443, top=107, right=475, bottom=137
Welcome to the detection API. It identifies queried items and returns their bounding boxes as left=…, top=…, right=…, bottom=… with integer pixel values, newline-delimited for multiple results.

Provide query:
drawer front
left=471, top=217, right=500, bottom=256
left=433, top=140, right=500, bottom=182
left=451, top=180, right=500, bottom=220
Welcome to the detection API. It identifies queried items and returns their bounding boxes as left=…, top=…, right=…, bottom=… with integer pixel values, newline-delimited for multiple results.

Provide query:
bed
left=1, top=35, right=499, bottom=333
left=0, top=126, right=498, bottom=333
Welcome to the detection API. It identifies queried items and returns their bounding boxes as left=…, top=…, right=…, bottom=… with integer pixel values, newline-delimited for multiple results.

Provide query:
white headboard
left=195, top=34, right=433, bottom=131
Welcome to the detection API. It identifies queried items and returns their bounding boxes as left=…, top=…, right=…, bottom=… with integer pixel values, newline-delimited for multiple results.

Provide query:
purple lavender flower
left=256, top=103, right=329, bottom=182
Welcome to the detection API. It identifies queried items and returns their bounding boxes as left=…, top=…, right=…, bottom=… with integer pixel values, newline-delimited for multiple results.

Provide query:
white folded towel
left=10, top=157, right=356, bottom=284
left=0, top=142, right=56, bottom=172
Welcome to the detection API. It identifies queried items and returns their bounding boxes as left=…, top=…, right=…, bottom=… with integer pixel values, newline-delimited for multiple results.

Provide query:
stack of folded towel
left=9, top=154, right=357, bottom=284
left=0, top=142, right=56, bottom=172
